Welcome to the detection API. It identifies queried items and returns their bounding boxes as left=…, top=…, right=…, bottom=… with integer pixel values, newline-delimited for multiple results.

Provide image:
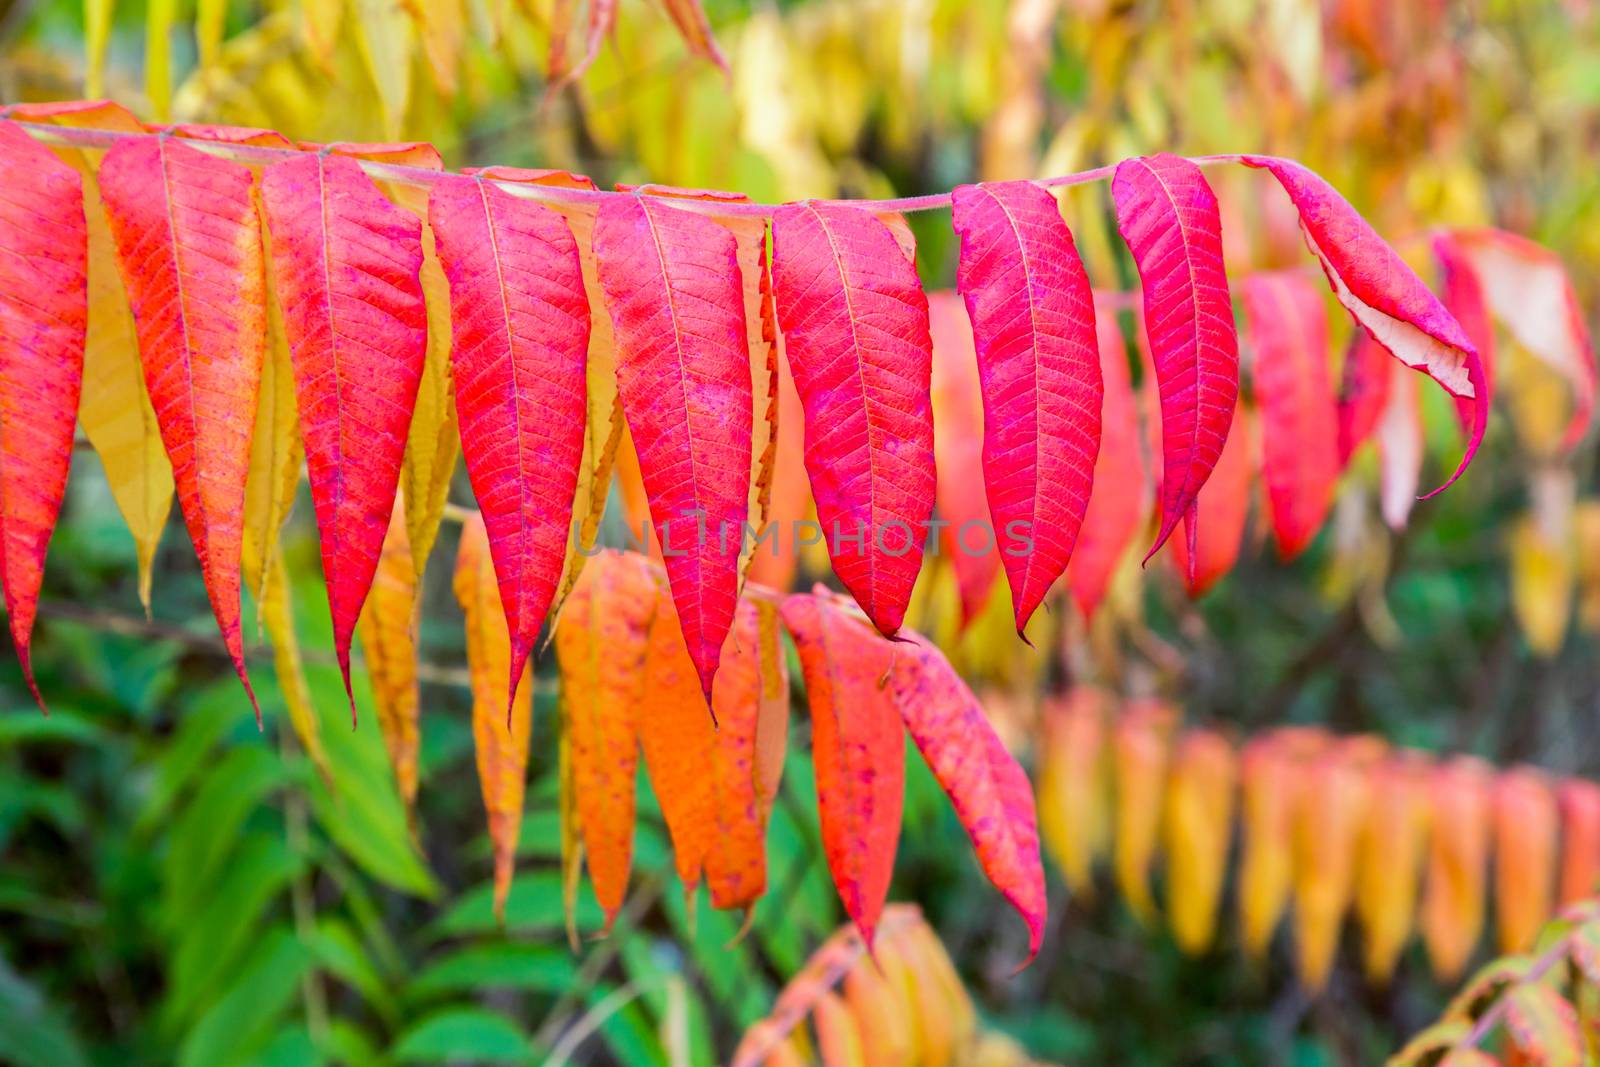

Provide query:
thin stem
left=1454, top=933, right=1574, bottom=1053
left=11, top=119, right=1241, bottom=216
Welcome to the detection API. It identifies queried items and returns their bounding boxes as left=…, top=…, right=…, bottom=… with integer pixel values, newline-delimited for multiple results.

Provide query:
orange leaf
left=552, top=549, right=659, bottom=925
left=454, top=513, right=534, bottom=921
left=1356, top=752, right=1432, bottom=984
left=1493, top=768, right=1559, bottom=954
left=780, top=592, right=904, bottom=947
left=1238, top=732, right=1318, bottom=958
left=1421, top=757, right=1494, bottom=982
left=813, top=990, right=867, bottom=1067
left=1557, top=779, right=1600, bottom=909
left=357, top=493, right=422, bottom=821
left=1292, top=737, right=1382, bottom=991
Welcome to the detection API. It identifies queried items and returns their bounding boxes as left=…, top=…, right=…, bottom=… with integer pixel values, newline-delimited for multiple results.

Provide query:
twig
left=543, top=977, right=666, bottom=1067
left=1454, top=933, right=1574, bottom=1053
left=11, top=118, right=1246, bottom=215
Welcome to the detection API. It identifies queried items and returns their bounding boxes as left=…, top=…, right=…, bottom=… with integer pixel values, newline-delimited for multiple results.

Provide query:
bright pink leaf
left=1431, top=232, right=1497, bottom=438
left=770, top=203, right=936, bottom=637
left=890, top=633, right=1046, bottom=965
left=430, top=174, right=589, bottom=717
left=1243, top=271, right=1338, bottom=559
left=260, top=152, right=428, bottom=717
left=0, top=120, right=86, bottom=711
left=1240, top=155, right=1485, bottom=495
left=1440, top=226, right=1593, bottom=451
left=1336, top=327, right=1392, bottom=467
left=1112, top=154, right=1239, bottom=563
left=950, top=180, right=1101, bottom=634
left=1169, top=401, right=1253, bottom=596
left=1062, top=296, right=1145, bottom=617
left=100, top=134, right=266, bottom=720
left=593, top=195, right=752, bottom=705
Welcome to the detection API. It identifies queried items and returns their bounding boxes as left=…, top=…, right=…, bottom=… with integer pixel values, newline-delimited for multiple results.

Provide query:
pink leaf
left=926, top=291, right=996, bottom=627
left=1336, top=328, right=1392, bottom=467
left=1112, top=154, right=1239, bottom=562
left=1431, top=232, right=1497, bottom=439
left=1241, top=155, right=1485, bottom=495
left=770, top=203, right=936, bottom=637
left=890, top=633, right=1046, bottom=966
left=950, top=180, right=1102, bottom=633
left=593, top=195, right=752, bottom=704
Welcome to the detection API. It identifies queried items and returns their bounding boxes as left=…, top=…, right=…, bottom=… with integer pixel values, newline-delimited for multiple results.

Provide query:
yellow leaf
left=1238, top=731, right=1316, bottom=958
left=1356, top=753, right=1431, bottom=985
left=813, top=991, right=866, bottom=1067
left=1421, top=757, right=1493, bottom=983
left=408, top=0, right=465, bottom=96
left=146, top=0, right=176, bottom=120
left=1036, top=686, right=1110, bottom=898
left=455, top=512, right=534, bottom=922
left=1493, top=768, right=1558, bottom=954
left=1112, top=701, right=1176, bottom=925
left=353, top=0, right=415, bottom=139
left=85, top=0, right=114, bottom=97
left=399, top=222, right=459, bottom=580
left=357, top=496, right=422, bottom=824
left=1164, top=730, right=1237, bottom=955
left=301, top=0, right=345, bottom=70
left=197, top=0, right=228, bottom=68
left=258, top=554, right=331, bottom=786
left=1292, top=737, right=1383, bottom=992
left=1510, top=478, right=1576, bottom=658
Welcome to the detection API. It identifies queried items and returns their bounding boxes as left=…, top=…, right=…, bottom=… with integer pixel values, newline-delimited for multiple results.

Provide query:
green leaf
left=178, top=927, right=313, bottom=1067
left=0, top=958, right=90, bottom=1067
left=428, top=871, right=603, bottom=940
left=165, top=831, right=303, bottom=1027
left=391, top=1009, right=533, bottom=1064
left=162, top=745, right=292, bottom=922
left=307, top=918, right=397, bottom=1024
left=406, top=944, right=576, bottom=1001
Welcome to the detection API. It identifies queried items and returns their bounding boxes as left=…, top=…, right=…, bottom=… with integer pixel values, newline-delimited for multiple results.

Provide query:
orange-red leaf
left=1244, top=271, right=1338, bottom=559
left=889, top=633, right=1046, bottom=965
left=926, top=291, right=997, bottom=627
left=780, top=592, right=904, bottom=946
left=260, top=151, right=428, bottom=718
left=1168, top=400, right=1253, bottom=596
left=1557, top=779, right=1600, bottom=908
left=1062, top=296, right=1144, bottom=617
left=552, top=549, right=659, bottom=925
left=594, top=195, right=753, bottom=704
left=99, top=133, right=266, bottom=719
left=771, top=204, right=937, bottom=637
left=0, top=120, right=86, bottom=710
left=429, top=174, right=589, bottom=716
left=455, top=512, right=534, bottom=922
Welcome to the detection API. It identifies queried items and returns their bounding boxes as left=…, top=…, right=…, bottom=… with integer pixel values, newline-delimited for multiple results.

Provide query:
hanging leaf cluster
left=1037, top=688, right=1600, bottom=992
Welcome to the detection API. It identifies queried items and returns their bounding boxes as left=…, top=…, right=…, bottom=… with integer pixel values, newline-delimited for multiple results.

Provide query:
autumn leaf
left=1241, top=155, right=1486, bottom=495
left=1168, top=399, right=1253, bottom=596
left=1036, top=687, right=1111, bottom=897
left=430, top=173, right=590, bottom=716
left=1292, top=738, right=1381, bottom=991
left=1356, top=753, right=1431, bottom=984
left=1422, top=757, right=1494, bottom=982
left=357, top=495, right=422, bottom=823
left=1492, top=768, right=1558, bottom=954
left=888, top=633, right=1047, bottom=964
left=771, top=204, right=937, bottom=638
left=100, top=133, right=267, bottom=719
left=1376, top=356, right=1425, bottom=530
left=1163, top=729, right=1236, bottom=954
left=454, top=512, right=534, bottom=922
left=260, top=150, right=428, bottom=719
left=1336, top=327, right=1393, bottom=466
left=1112, top=153, right=1239, bottom=566
left=1062, top=295, right=1144, bottom=618
left=1239, top=730, right=1324, bottom=958
left=1556, top=780, right=1600, bottom=909
left=780, top=592, right=904, bottom=947
left=552, top=549, right=659, bottom=926
left=594, top=194, right=753, bottom=704
left=1244, top=271, right=1338, bottom=560
left=0, top=120, right=86, bottom=710
left=1112, top=701, right=1177, bottom=925
left=950, top=179, right=1102, bottom=633
left=1432, top=231, right=1497, bottom=439
left=1504, top=983, right=1584, bottom=1067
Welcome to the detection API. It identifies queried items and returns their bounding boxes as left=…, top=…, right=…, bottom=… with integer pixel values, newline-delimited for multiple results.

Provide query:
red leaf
left=99, top=133, right=266, bottom=719
left=770, top=203, right=936, bottom=637
left=1062, top=296, right=1145, bottom=617
left=1112, top=154, right=1239, bottom=562
left=260, top=152, right=428, bottom=718
left=1558, top=779, right=1600, bottom=909
left=593, top=195, right=752, bottom=705
left=429, top=174, right=589, bottom=718
left=0, top=120, right=86, bottom=710
left=890, top=633, right=1046, bottom=965
left=1240, top=155, right=1485, bottom=495
left=1336, top=328, right=1392, bottom=466
left=1440, top=227, right=1594, bottom=450
left=950, top=180, right=1102, bottom=633
left=1244, top=271, right=1338, bottom=559
left=926, top=291, right=996, bottom=627
left=1431, top=232, right=1497, bottom=438
left=661, top=0, right=729, bottom=73
left=1169, top=401, right=1253, bottom=596
left=780, top=592, right=904, bottom=946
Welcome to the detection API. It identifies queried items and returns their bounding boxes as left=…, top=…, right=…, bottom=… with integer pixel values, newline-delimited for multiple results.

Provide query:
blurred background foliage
left=3, top=0, right=1600, bottom=1064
